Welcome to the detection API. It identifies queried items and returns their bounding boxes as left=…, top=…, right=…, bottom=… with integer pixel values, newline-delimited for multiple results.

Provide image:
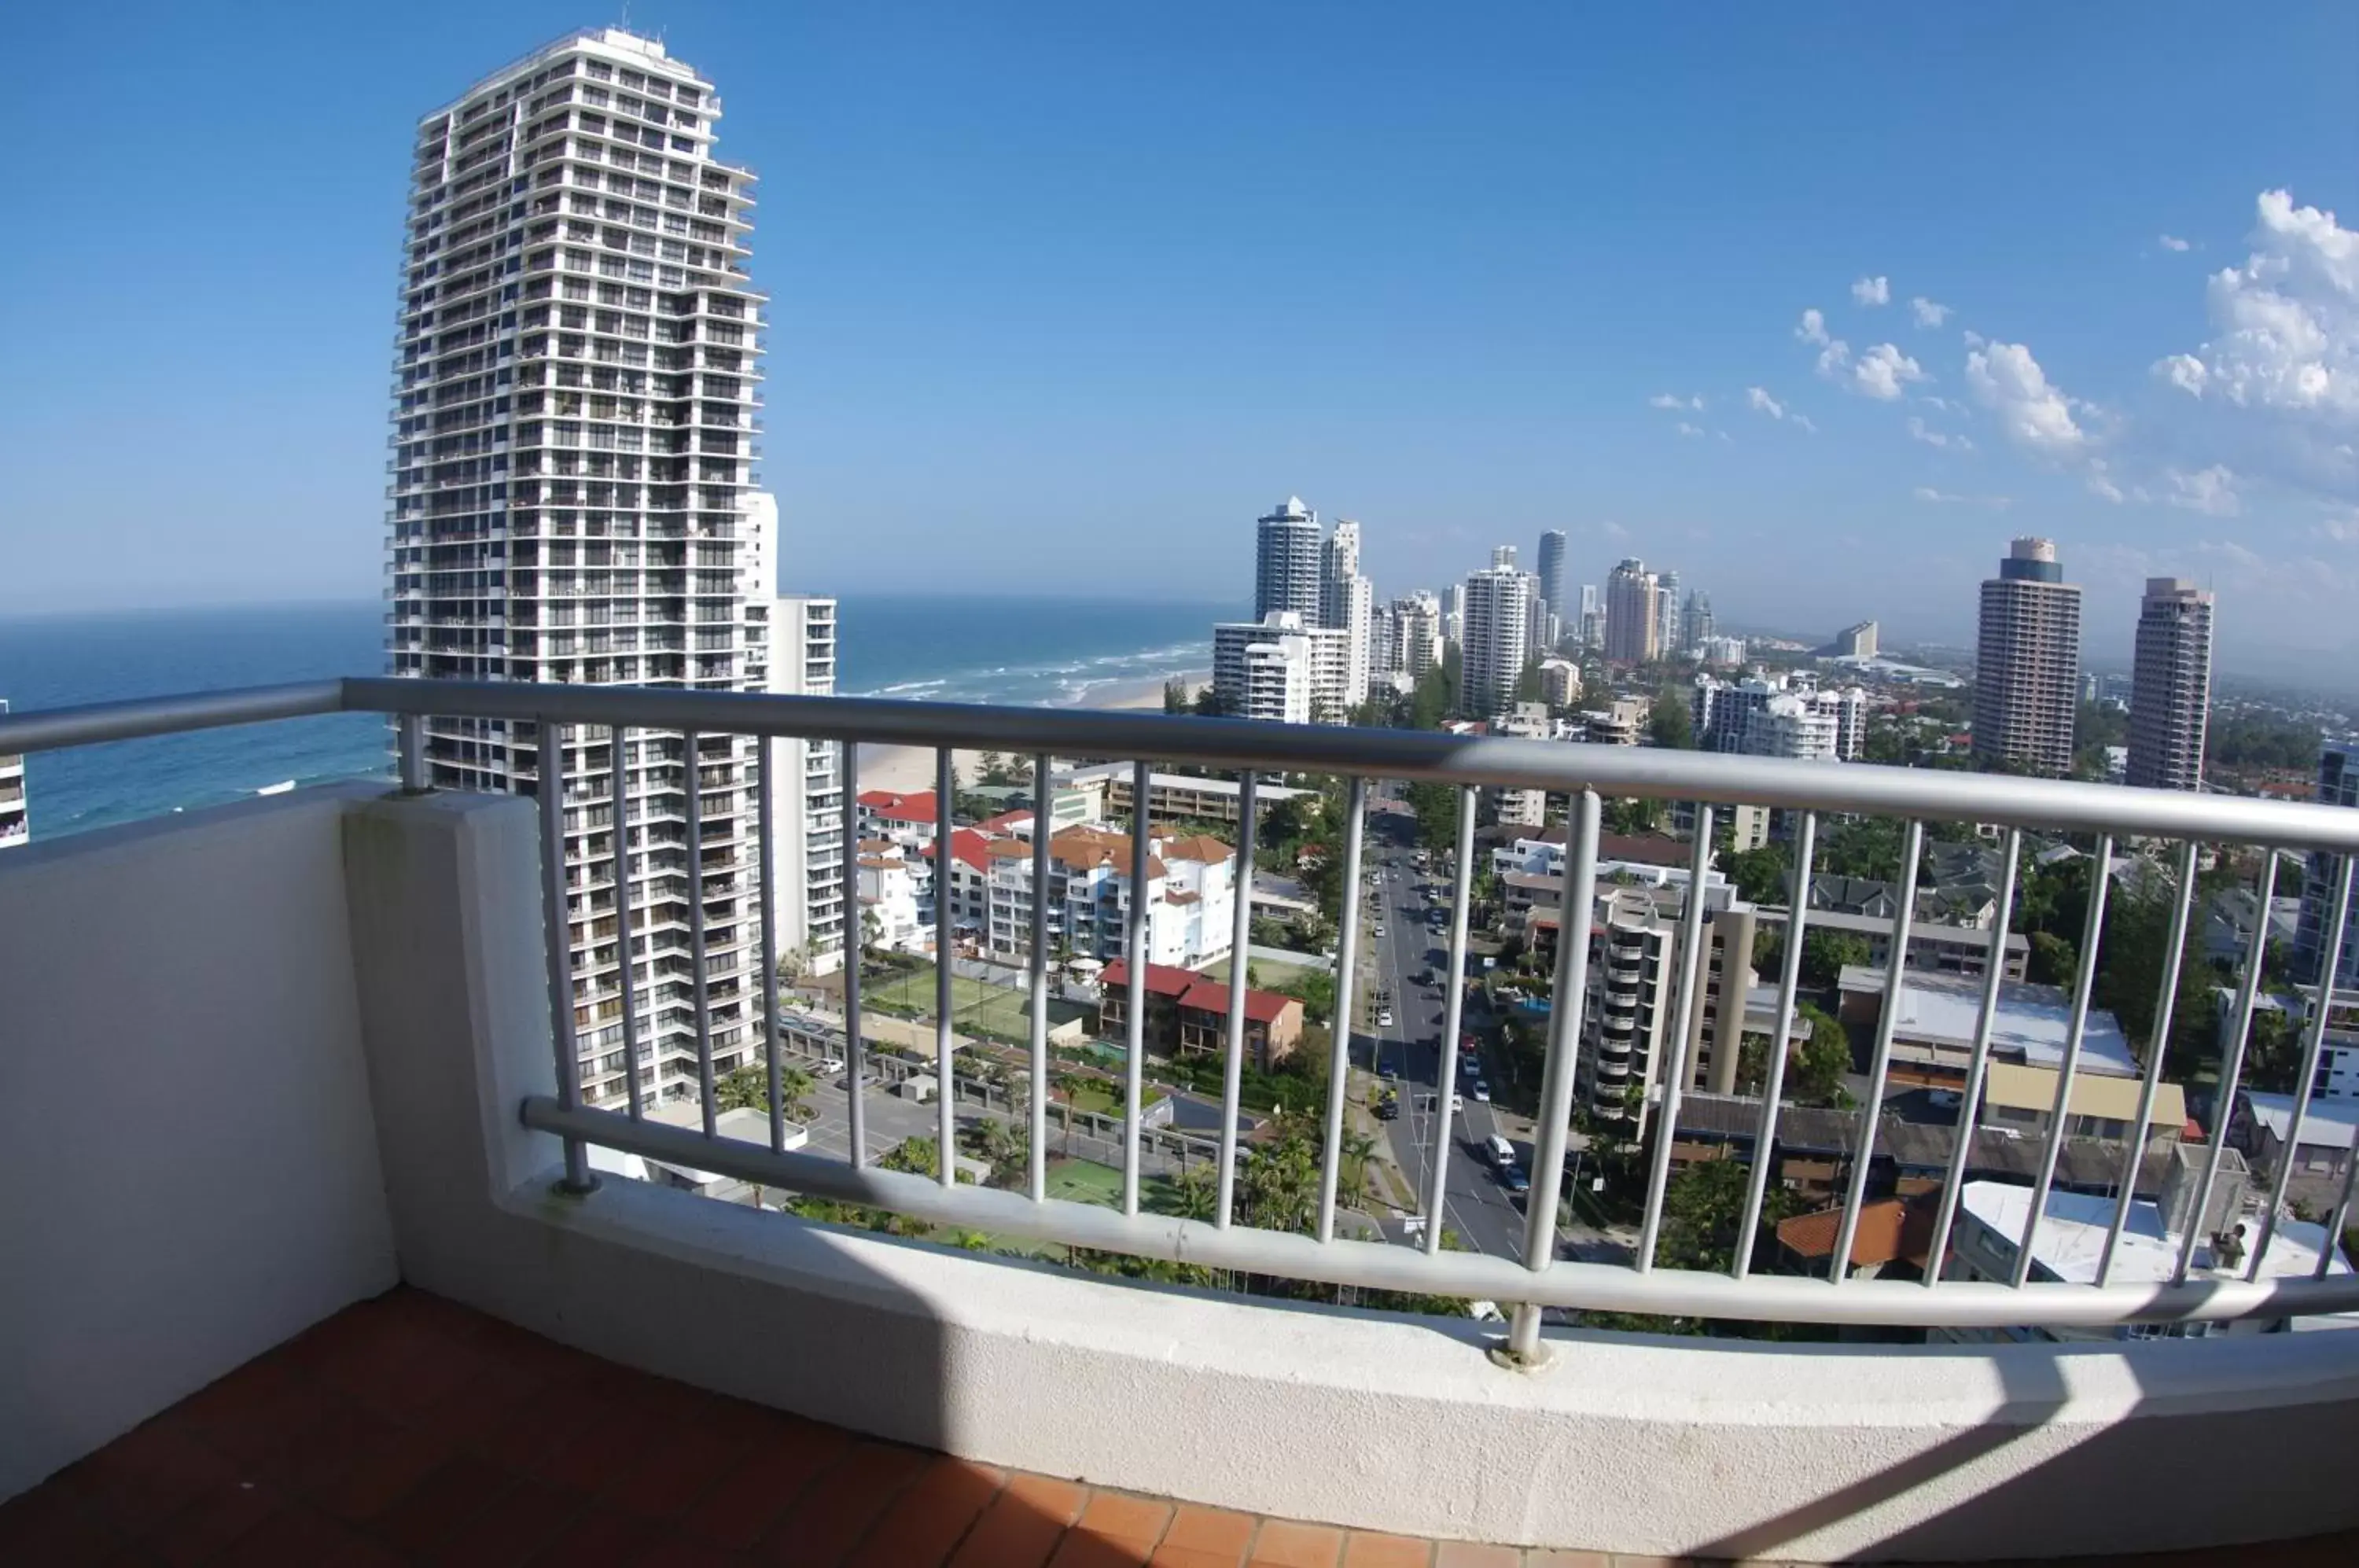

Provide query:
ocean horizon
left=0, top=594, right=1238, bottom=841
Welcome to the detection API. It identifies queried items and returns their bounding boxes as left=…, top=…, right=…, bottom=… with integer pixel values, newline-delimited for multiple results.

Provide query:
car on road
left=1372, top=922, right=1386, bottom=937
left=1503, top=1165, right=1531, bottom=1195
left=1484, top=1134, right=1515, bottom=1168
left=1470, top=1080, right=1492, bottom=1102
left=1929, top=1088, right=1962, bottom=1110
left=1452, top=1092, right=1464, bottom=1113
left=1375, top=1089, right=1400, bottom=1121
left=1375, top=1006, right=1394, bottom=1027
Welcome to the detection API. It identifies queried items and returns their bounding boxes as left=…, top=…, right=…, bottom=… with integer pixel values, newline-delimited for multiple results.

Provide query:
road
left=1350, top=797, right=1533, bottom=1261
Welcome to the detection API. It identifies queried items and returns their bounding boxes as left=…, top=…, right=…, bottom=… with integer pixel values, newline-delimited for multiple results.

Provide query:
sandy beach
left=857, top=670, right=1209, bottom=796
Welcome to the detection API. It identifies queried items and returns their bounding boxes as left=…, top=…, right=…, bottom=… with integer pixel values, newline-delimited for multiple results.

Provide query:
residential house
left=1098, top=959, right=1304, bottom=1068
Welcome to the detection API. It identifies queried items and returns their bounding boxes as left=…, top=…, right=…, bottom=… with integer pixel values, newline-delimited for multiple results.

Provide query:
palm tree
left=1339, top=1128, right=1381, bottom=1210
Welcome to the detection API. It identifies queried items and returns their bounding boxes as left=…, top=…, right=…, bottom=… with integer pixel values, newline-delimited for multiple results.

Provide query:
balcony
left=5, top=680, right=2359, bottom=1564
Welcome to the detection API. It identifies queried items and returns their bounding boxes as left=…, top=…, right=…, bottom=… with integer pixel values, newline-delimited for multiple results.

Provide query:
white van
left=1485, top=1134, right=1515, bottom=1169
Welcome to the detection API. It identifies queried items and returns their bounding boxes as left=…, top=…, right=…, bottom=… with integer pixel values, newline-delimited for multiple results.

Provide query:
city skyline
left=0, top=3, right=2352, bottom=686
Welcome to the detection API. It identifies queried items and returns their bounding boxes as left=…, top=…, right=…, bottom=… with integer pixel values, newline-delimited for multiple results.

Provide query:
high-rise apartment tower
left=2125, top=579, right=2214, bottom=792
left=386, top=28, right=770, bottom=1110
left=1254, top=498, right=1323, bottom=620
left=1972, top=539, right=2081, bottom=775
left=1605, top=558, right=1660, bottom=664
left=1459, top=563, right=1531, bottom=718
left=1536, top=529, right=1569, bottom=628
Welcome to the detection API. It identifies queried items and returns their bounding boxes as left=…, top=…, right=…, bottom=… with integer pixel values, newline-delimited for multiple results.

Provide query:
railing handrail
left=2, top=675, right=2353, bottom=853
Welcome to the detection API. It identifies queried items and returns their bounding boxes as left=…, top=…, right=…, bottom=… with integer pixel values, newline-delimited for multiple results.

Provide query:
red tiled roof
left=920, top=828, right=992, bottom=874
left=1175, top=977, right=1300, bottom=1025
left=859, top=789, right=939, bottom=823
left=1099, top=959, right=1198, bottom=999
left=1157, top=833, right=1233, bottom=864
left=1595, top=833, right=1689, bottom=868
left=976, top=808, right=1036, bottom=834
left=1776, top=1198, right=1933, bottom=1269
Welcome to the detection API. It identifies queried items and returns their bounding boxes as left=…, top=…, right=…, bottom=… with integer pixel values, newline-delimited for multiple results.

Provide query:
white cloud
left=1796, top=307, right=1831, bottom=345
left=1852, top=275, right=1892, bottom=307
left=2155, top=190, right=2357, bottom=418
left=1676, top=421, right=1704, bottom=439
left=2319, top=507, right=2359, bottom=543
left=2166, top=464, right=2240, bottom=516
left=1912, top=487, right=2011, bottom=508
left=2085, top=460, right=2125, bottom=502
left=1745, top=386, right=1786, bottom=419
left=2159, top=234, right=2192, bottom=252
left=1962, top=330, right=1986, bottom=349
left=1966, top=340, right=2086, bottom=455
left=1648, top=392, right=1704, bottom=410
left=1905, top=415, right=1971, bottom=451
left=1816, top=340, right=1853, bottom=379
left=1910, top=296, right=1951, bottom=327
left=1851, top=343, right=1928, bottom=400
left=1794, top=413, right=1818, bottom=434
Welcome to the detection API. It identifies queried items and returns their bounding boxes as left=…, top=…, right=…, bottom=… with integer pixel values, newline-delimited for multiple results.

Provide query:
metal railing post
left=2176, top=852, right=2281, bottom=1283
left=1506, top=789, right=1600, bottom=1366
left=1316, top=777, right=1370, bottom=1243
left=937, top=749, right=958, bottom=1187
left=1422, top=786, right=1478, bottom=1256
left=2097, top=839, right=2199, bottom=1286
left=686, top=728, right=716, bottom=1137
left=1921, top=829, right=2022, bottom=1285
left=2011, top=834, right=2114, bottom=1286
left=2250, top=853, right=2353, bottom=1278
left=759, top=737, right=783, bottom=1154
left=610, top=725, right=644, bottom=1122
left=1829, top=819, right=1923, bottom=1281
left=537, top=721, right=595, bottom=1194
left=1733, top=811, right=1819, bottom=1278
left=841, top=743, right=867, bottom=1168
left=1029, top=752, right=1054, bottom=1204
left=1636, top=804, right=1715, bottom=1272
left=1216, top=771, right=1260, bottom=1228
left=1123, top=760, right=1151, bottom=1216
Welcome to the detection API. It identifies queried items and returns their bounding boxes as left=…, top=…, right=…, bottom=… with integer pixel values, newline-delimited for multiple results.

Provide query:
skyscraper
left=1972, top=539, right=2082, bottom=775
left=1654, top=569, right=1682, bottom=658
left=1320, top=520, right=1372, bottom=711
left=1460, top=563, right=1531, bottom=718
left=742, top=495, right=847, bottom=976
left=1255, top=497, right=1323, bottom=620
left=2126, top=579, right=2214, bottom=793
left=1683, top=591, right=1713, bottom=654
left=386, top=28, right=769, bottom=1110
left=1605, top=558, right=1660, bottom=664
left=2296, top=742, right=2359, bottom=991
left=1536, top=529, right=1570, bottom=634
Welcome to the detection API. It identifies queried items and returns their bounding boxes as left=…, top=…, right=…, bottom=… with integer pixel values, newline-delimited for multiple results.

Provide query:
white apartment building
left=0, top=699, right=24, bottom=849
left=1254, top=497, right=1323, bottom=621
left=1392, top=592, right=1444, bottom=679
left=1605, top=558, right=1659, bottom=664
left=1537, top=657, right=1582, bottom=709
left=385, top=28, right=770, bottom=1111
left=978, top=824, right=1238, bottom=970
left=1459, top=562, right=1530, bottom=718
left=1213, top=612, right=1353, bottom=723
left=1492, top=702, right=1551, bottom=829
left=1692, top=671, right=1868, bottom=762
left=2126, top=577, right=2214, bottom=792
left=855, top=843, right=926, bottom=955
left=1319, top=521, right=1374, bottom=711
left=738, top=493, right=846, bottom=976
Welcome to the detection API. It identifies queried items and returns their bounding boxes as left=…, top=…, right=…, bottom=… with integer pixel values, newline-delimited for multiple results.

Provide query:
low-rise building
left=977, top=823, right=1238, bottom=970
left=1099, top=959, right=1305, bottom=1069
left=2232, top=1090, right=2359, bottom=1184
left=1538, top=657, right=1582, bottom=709
left=1756, top=906, right=2028, bottom=980
left=855, top=843, right=927, bottom=954
left=1577, top=695, right=1650, bottom=745
left=1975, top=1061, right=2186, bottom=1146
left=1692, top=670, right=1868, bottom=762
left=1937, top=1150, right=2353, bottom=1342
left=1835, top=966, right=2140, bottom=1084
left=857, top=788, right=940, bottom=848
left=1061, top=764, right=1312, bottom=829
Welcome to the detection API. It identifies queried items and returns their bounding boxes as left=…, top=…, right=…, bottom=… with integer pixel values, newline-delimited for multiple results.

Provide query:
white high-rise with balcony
left=1254, top=497, right=1323, bottom=620
left=1459, top=562, right=1530, bottom=719
left=385, top=28, right=769, bottom=1109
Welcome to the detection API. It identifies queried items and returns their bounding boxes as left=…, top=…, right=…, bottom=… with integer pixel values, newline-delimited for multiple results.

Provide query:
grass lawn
left=1043, top=1158, right=1187, bottom=1216
left=1200, top=955, right=1316, bottom=992
left=865, top=962, right=1088, bottom=1042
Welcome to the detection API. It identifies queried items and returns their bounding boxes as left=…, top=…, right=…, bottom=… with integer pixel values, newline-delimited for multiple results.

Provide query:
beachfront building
left=384, top=28, right=771, bottom=1111
left=976, top=823, right=1238, bottom=970
left=854, top=842, right=927, bottom=955
left=1212, top=612, right=1355, bottom=724
left=0, top=699, right=24, bottom=849
left=742, top=493, right=847, bottom=975
left=1056, top=763, right=1312, bottom=830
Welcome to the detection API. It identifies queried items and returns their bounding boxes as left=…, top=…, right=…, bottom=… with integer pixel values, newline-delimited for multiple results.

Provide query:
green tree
left=1820, top=817, right=1904, bottom=881
left=1649, top=689, right=1695, bottom=749
left=1790, top=1003, right=1853, bottom=1106
left=1162, top=678, right=1191, bottom=715
left=2027, top=930, right=2077, bottom=987
left=1801, top=931, right=1871, bottom=990
left=714, top=1062, right=817, bottom=1120
left=1656, top=1158, right=1796, bottom=1274
left=1404, top=780, right=1463, bottom=852
left=1728, top=843, right=1792, bottom=906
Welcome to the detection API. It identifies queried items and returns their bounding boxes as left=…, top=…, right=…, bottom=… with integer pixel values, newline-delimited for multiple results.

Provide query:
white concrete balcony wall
left=6, top=785, right=2359, bottom=1559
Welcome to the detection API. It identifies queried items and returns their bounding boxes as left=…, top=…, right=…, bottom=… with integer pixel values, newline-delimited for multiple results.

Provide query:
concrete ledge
left=342, top=786, right=2359, bottom=1562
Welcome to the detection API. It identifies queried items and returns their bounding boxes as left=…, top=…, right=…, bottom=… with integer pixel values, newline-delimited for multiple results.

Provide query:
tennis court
left=864, top=962, right=1090, bottom=1043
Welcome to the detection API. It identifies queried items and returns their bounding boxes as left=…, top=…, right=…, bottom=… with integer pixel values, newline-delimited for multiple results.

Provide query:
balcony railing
left=6, top=676, right=2359, bottom=1355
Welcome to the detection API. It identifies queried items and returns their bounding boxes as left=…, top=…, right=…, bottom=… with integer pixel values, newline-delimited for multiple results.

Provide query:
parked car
left=1376, top=1007, right=1395, bottom=1028
left=1503, top=1166, right=1531, bottom=1195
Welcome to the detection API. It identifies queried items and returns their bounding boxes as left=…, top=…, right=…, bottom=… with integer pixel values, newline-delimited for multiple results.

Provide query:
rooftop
left=1958, top=1180, right=2353, bottom=1291
left=2241, top=1090, right=2359, bottom=1150
left=1837, top=966, right=2140, bottom=1077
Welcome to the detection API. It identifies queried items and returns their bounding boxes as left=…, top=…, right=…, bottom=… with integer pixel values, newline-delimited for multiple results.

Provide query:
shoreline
left=857, top=670, right=1210, bottom=797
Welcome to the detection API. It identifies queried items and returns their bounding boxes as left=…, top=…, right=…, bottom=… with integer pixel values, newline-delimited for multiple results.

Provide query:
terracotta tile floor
left=3, top=1286, right=2352, bottom=1567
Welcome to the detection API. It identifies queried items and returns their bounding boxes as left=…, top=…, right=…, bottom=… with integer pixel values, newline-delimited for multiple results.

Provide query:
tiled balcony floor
left=4, top=1287, right=2352, bottom=1568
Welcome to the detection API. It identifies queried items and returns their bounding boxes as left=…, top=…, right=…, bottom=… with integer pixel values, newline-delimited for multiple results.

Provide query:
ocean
left=0, top=595, right=1236, bottom=840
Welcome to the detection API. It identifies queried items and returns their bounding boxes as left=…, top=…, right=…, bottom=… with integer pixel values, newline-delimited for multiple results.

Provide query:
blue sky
left=0, top=2, right=2352, bottom=677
